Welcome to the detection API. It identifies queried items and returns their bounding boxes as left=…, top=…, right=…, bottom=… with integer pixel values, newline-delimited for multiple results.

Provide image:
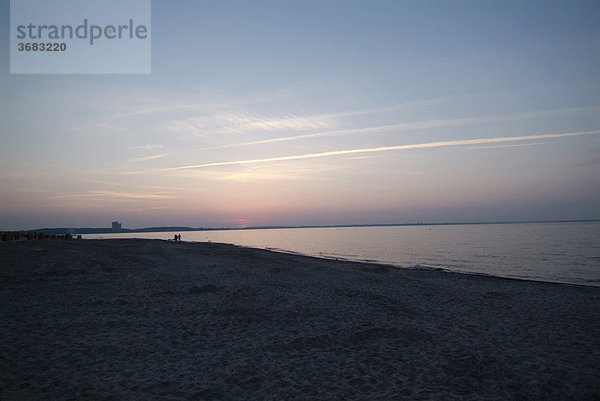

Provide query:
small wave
left=265, top=247, right=305, bottom=256
left=321, top=255, right=352, bottom=262
left=319, top=252, right=359, bottom=259
left=406, top=264, right=439, bottom=271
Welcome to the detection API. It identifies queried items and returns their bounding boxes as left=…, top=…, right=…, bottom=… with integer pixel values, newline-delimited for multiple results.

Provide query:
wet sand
left=1, top=239, right=599, bottom=400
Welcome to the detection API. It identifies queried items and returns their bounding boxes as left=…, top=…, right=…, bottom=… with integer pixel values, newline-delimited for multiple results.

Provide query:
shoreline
left=252, top=243, right=600, bottom=289
left=2, top=239, right=599, bottom=400
left=236, top=242, right=600, bottom=290
left=90, top=237, right=600, bottom=289
left=81, top=221, right=600, bottom=289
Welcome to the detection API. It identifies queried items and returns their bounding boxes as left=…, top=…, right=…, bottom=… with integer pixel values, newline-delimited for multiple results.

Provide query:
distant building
left=112, top=221, right=122, bottom=231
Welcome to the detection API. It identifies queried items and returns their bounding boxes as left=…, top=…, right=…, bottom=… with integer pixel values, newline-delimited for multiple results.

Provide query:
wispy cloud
left=467, top=141, right=552, bottom=150
left=216, top=114, right=333, bottom=134
left=50, top=191, right=173, bottom=200
left=12, top=188, right=54, bottom=193
left=218, top=171, right=312, bottom=182
left=84, top=92, right=459, bottom=138
left=130, top=144, right=164, bottom=150
left=202, top=117, right=482, bottom=149
left=104, top=100, right=232, bottom=123
left=129, top=153, right=170, bottom=163
left=203, top=105, right=600, bottom=150
left=151, top=130, right=600, bottom=171
left=166, top=112, right=334, bottom=136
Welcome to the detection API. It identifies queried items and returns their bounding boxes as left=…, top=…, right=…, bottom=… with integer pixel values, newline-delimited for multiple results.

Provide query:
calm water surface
left=85, top=222, right=600, bottom=287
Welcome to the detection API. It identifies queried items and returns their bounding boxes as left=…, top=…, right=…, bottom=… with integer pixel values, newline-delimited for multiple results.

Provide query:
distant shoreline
left=9, top=218, right=600, bottom=235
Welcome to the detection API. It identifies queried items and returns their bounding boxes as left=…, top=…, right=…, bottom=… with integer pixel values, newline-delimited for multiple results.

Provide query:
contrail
left=202, top=117, right=481, bottom=149
left=202, top=106, right=600, bottom=150
left=159, top=130, right=600, bottom=171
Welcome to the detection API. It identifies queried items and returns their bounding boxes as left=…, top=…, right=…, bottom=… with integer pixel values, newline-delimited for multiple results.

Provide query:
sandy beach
left=1, top=239, right=599, bottom=400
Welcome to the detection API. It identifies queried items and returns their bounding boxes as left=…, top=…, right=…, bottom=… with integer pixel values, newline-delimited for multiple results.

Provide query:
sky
left=1, top=0, right=599, bottom=230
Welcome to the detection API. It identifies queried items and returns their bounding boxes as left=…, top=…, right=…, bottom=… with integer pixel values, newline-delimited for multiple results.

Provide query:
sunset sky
left=1, top=0, right=599, bottom=230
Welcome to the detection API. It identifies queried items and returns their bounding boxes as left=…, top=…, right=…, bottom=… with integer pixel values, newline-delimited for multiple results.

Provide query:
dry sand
left=1, top=239, right=599, bottom=400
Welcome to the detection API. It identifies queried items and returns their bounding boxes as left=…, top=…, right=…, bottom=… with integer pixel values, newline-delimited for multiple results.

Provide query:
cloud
left=203, top=105, right=600, bottom=150
left=12, top=188, right=54, bottom=193
left=50, top=191, right=173, bottom=200
left=166, top=112, right=334, bottom=136
left=154, top=129, right=600, bottom=171
left=203, top=117, right=482, bottom=149
left=467, top=141, right=552, bottom=150
left=218, top=171, right=311, bottom=182
left=86, top=92, right=458, bottom=138
left=130, top=144, right=164, bottom=150
left=129, top=153, right=170, bottom=163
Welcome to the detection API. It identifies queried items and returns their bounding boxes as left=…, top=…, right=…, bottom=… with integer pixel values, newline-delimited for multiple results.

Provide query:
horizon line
left=7, top=218, right=600, bottom=233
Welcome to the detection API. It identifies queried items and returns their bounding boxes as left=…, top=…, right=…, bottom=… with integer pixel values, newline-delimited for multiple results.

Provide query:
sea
left=84, top=221, right=600, bottom=287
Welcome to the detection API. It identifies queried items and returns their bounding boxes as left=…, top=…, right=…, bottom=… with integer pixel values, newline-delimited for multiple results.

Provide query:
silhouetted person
left=174, top=234, right=178, bottom=242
